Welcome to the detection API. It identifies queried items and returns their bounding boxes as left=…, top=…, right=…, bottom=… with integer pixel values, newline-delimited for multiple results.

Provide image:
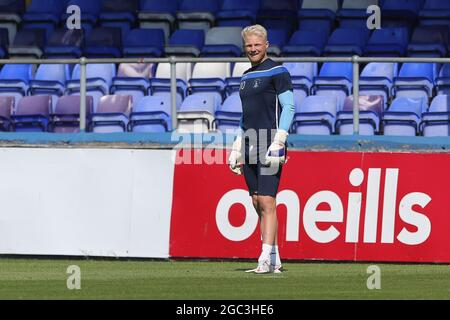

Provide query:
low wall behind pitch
left=0, top=146, right=174, bottom=258
left=1, top=132, right=450, bottom=263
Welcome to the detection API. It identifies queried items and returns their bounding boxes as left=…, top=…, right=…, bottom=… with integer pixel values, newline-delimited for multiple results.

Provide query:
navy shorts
left=241, top=133, right=284, bottom=197
left=243, top=162, right=283, bottom=197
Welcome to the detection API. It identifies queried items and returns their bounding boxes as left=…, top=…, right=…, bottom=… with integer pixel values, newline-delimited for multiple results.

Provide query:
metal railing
left=2, top=55, right=449, bottom=134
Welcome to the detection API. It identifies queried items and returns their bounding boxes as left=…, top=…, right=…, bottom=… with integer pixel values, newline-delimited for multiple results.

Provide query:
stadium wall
left=0, top=147, right=174, bottom=258
left=1, top=133, right=450, bottom=263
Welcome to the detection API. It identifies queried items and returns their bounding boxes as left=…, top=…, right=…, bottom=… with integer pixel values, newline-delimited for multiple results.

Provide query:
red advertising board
left=170, top=150, right=450, bottom=263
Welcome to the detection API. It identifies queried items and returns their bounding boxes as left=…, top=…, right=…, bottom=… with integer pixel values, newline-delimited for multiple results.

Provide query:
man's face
left=244, top=34, right=269, bottom=65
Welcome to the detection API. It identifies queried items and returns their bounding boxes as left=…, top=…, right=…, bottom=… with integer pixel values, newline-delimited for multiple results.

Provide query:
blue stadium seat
left=338, top=0, right=379, bottom=29
left=298, top=19, right=332, bottom=38
left=91, top=94, right=132, bottom=133
left=22, top=22, right=54, bottom=43
left=138, top=0, right=178, bottom=42
left=44, top=28, right=85, bottom=59
left=257, top=0, right=298, bottom=35
left=393, top=63, right=438, bottom=99
left=0, top=0, right=25, bottom=44
left=177, top=94, right=218, bottom=133
left=420, top=94, right=450, bottom=136
left=151, top=63, right=191, bottom=108
left=0, top=64, right=33, bottom=108
left=298, top=0, right=339, bottom=37
left=0, top=0, right=24, bottom=13
left=284, top=62, right=318, bottom=83
left=201, top=27, right=243, bottom=57
left=188, top=62, right=229, bottom=106
left=231, top=62, right=251, bottom=78
left=382, top=96, right=428, bottom=136
left=336, top=95, right=384, bottom=135
left=359, top=62, right=398, bottom=109
left=323, top=28, right=369, bottom=57
left=291, top=95, right=338, bottom=135
left=267, top=28, right=289, bottom=56
left=381, top=0, right=422, bottom=31
left=99, top=0, right=139, bottom=40
left=282, top=30, right=327, bottom=57
left=22, top=0, right=66, bottom=31
left=312, top=62, right=353, bottom=108
left=62, top=0, right=102, bottom=34
left=299, top=0, right=340, bottom=19
left=214, top=93, right=242, bottom=133
left=261, top=0, right=298, bottom=12
left=67, top=63, right=117, bottom=112
left=0, top=96, right=14, bottom=131
left=11, top=95, right=52, bottom=132
left=177, top=0, right=221, bottom=33
left=365, top=28, right=409, bottom=57
left=435, top=63, right=450, bottom=95
left=49, top=95, right=93, bottom=133
left=8, top=28, right=46, bottom=58
left=224, top=77, right=241, bottom=96
left=123, top=28, right=165, bottom=57
left=111, top=63, right=153, bottom=108
left=128, top=95, right=172, bottom=132
left=283, top=62, right=318, bottom=109
left=407, top=26, right=448, bottom=57
left=216, top=0, right=260, bottom=27
left=0, top=28, right=8, bottom=58
left=29, top=64, right=71, bottom=111
left=84, top=27, right=122, bottom=58
left=224, top=62, right=251, bottom=96
left=165, top=29, right=205, bottom=57
left=419, top=0, right=450, bottom=26
left=150, top=78, right=188, bottom=109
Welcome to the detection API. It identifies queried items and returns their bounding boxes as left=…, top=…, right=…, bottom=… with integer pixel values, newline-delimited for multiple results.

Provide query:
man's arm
left=278, top=90, right=295, bottom=132
left=265, top=90, right=295, bottom=166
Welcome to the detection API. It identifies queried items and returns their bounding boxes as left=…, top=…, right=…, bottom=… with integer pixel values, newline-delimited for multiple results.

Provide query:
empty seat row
left=3, top=25, right=246, bottom=59
left=3, top=60, right=450, bottom=111
left=8, top=24, right=450, bottom=60
left=0, top=61, right=245, bottom=110
left=3, top=1, right=450, bottom=59
left=0, top=94, right=172, bottom=133
left=271, top=25, right=450, bottom=58
left=2, top=90, right=449, bottom=137
left=292, top=94, right=450, bottom=137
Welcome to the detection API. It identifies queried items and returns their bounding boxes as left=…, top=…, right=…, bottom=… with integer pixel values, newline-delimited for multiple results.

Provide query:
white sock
left=258, top=243, right=273, bottom=263
left=270, top=245, right=282, bottom=266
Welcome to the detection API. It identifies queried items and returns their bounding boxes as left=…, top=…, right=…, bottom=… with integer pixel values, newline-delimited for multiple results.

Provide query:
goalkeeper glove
left=265, top=130, right=288, bottom=166
left=229, top=133, right=244, bottom=175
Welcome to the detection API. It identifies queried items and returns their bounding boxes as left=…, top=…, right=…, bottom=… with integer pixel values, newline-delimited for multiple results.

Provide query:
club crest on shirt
left=240, top=81, right=246, bottom=90
left=253, top=79, right=261, bottom=89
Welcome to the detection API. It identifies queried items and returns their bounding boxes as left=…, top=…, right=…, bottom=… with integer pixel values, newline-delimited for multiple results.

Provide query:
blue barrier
left=1, top=132, right=450, bottom=152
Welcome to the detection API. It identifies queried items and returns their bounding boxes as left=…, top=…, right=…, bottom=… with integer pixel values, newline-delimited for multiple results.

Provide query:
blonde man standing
left=229, top=25, right=295, bottom=273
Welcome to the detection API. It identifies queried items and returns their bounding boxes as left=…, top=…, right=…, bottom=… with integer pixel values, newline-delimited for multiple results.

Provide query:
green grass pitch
left=0, top=258, right=449, bottom=299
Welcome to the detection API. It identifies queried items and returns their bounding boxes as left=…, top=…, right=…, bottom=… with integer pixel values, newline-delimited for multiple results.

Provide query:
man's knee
left=257, top=195, right=276, bottom=214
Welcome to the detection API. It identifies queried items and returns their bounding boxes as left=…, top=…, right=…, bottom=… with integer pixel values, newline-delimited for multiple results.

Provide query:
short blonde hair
left=242, top=24, right=268, bottom=42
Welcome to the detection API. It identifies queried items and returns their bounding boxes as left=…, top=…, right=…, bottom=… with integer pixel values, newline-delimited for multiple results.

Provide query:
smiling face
left=243, top=34, right=269, bottom=67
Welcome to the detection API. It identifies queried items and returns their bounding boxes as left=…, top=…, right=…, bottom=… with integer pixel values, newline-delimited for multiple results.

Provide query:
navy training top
left=239, top=58, right=293, bottom=132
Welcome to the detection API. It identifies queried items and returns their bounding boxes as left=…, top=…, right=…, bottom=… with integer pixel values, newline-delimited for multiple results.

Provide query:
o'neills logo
left=216, top=168, right=432, bottom=246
